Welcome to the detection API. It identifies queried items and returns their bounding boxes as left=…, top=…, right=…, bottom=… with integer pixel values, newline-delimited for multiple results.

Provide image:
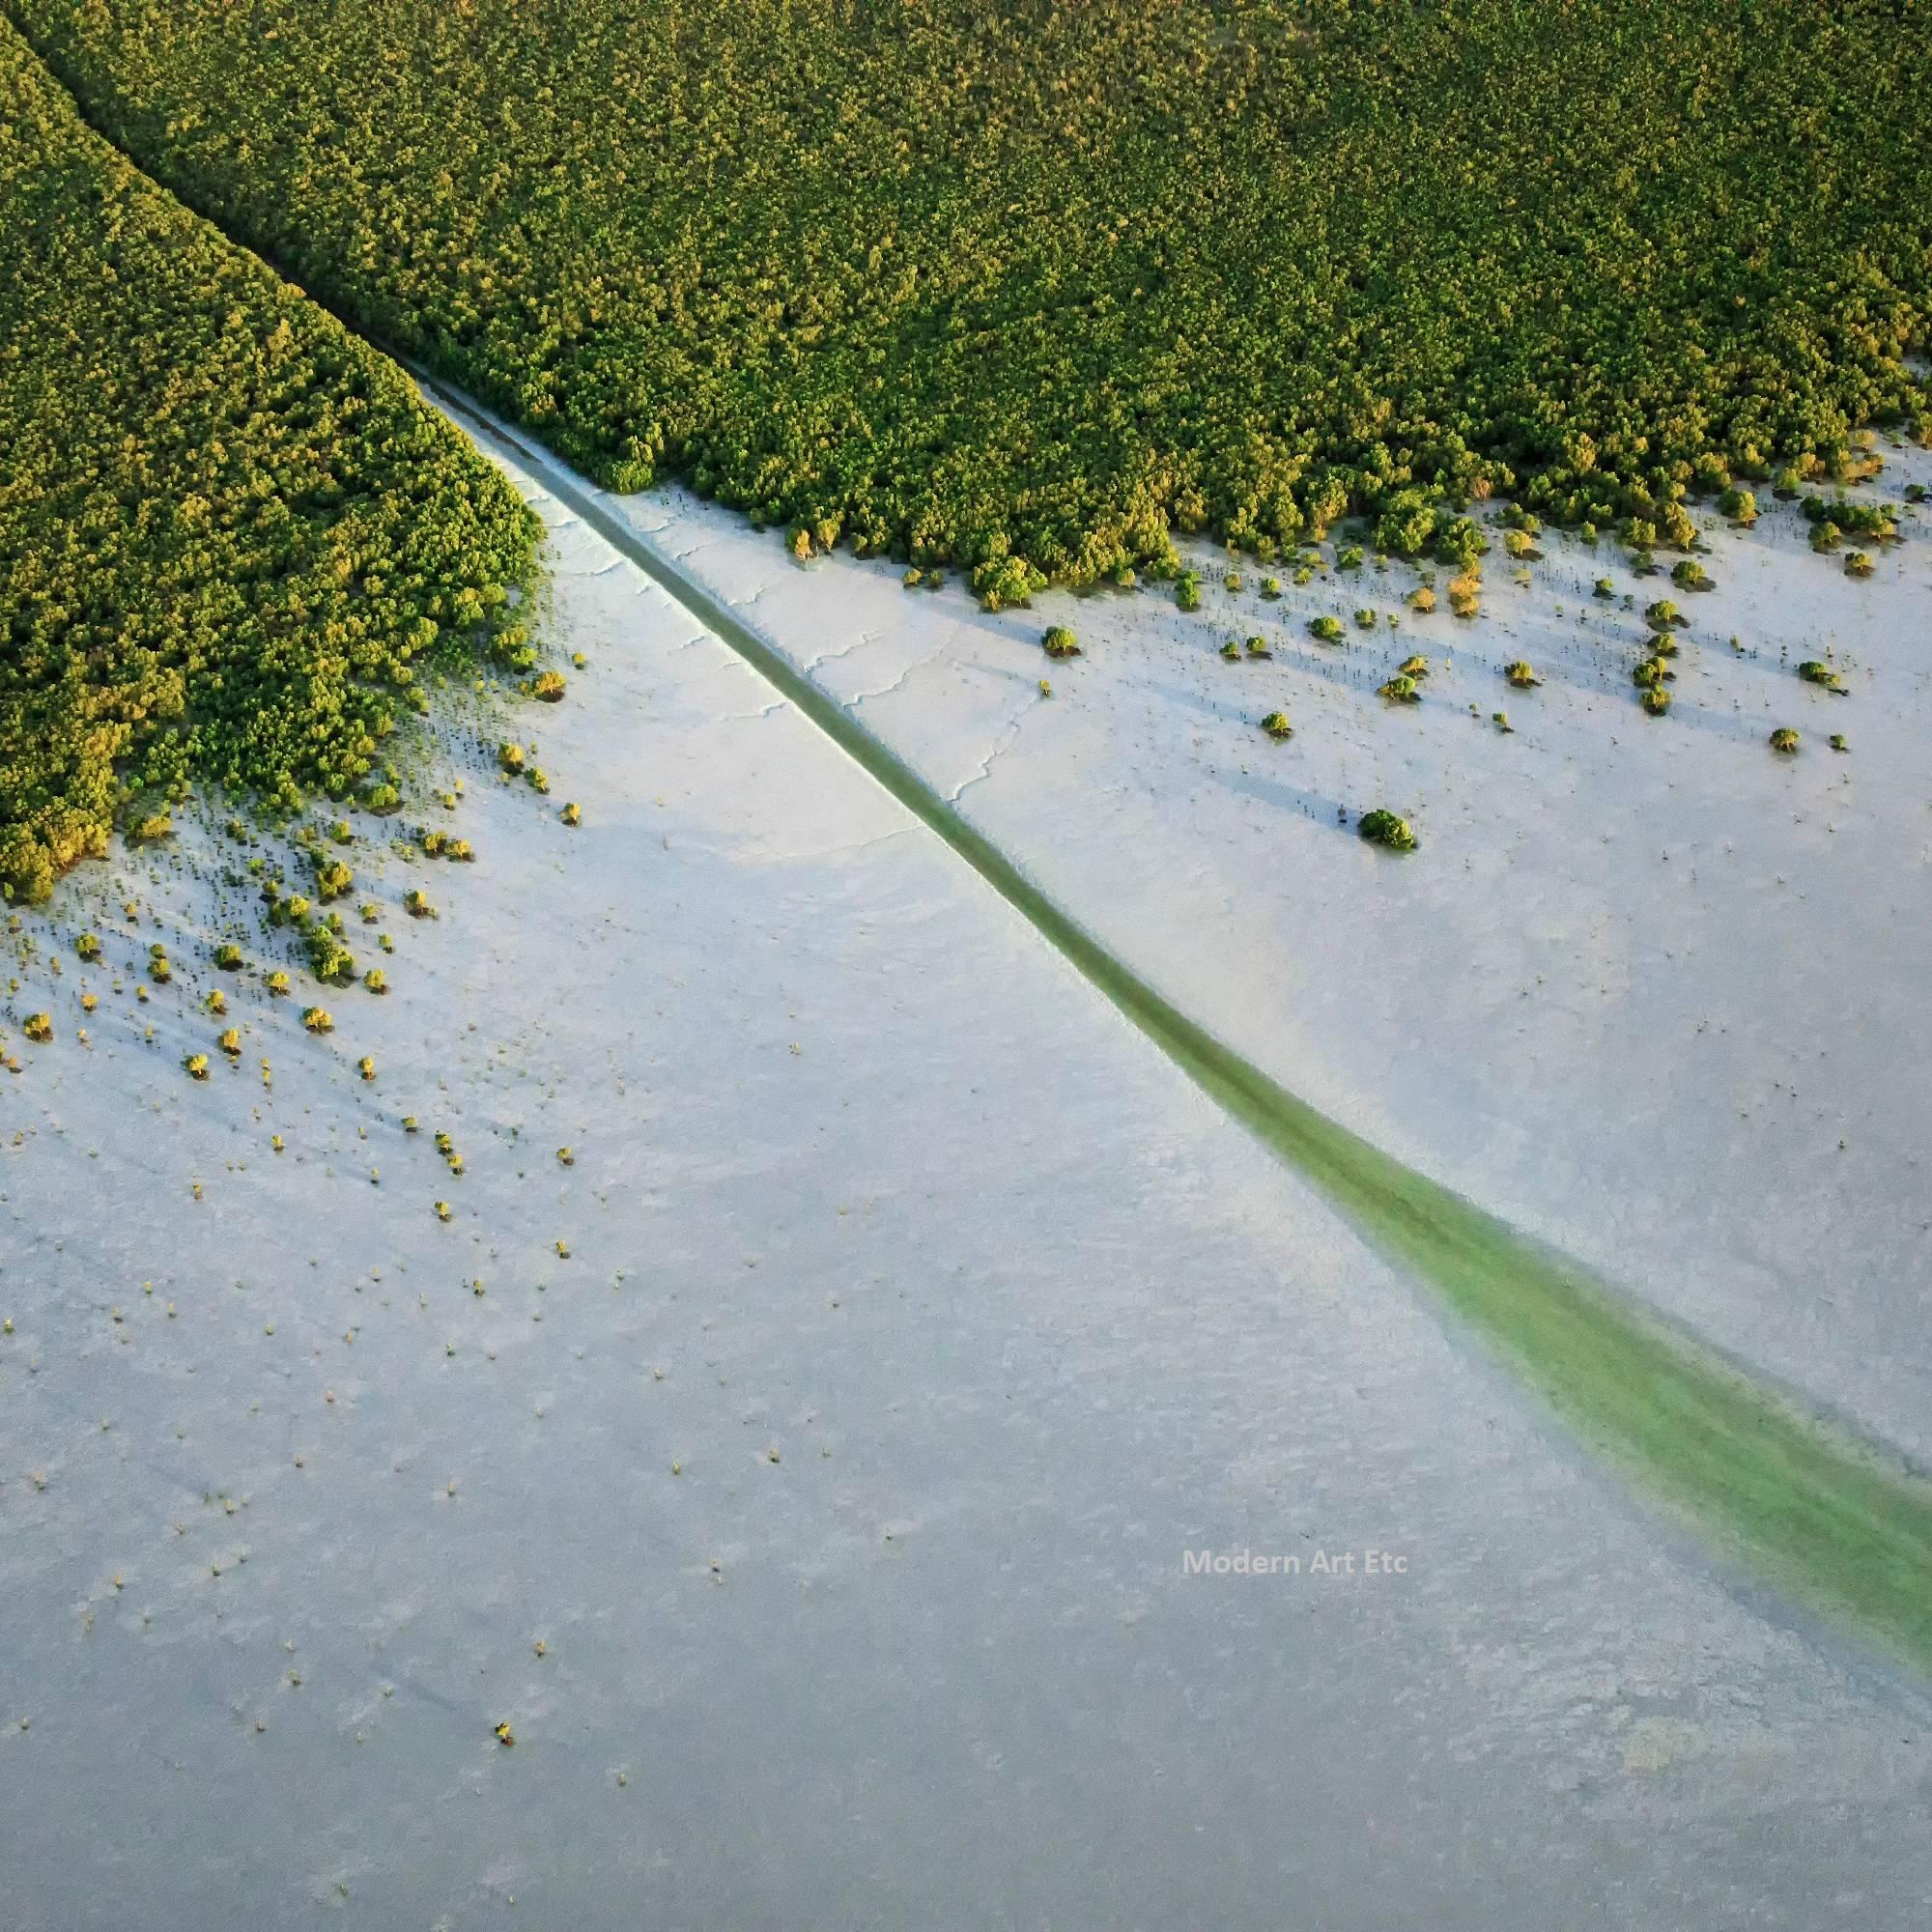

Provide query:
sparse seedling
left=1492, top=711, right=1513, bottom=732
left=1830, top=733, right=1849, bottom=752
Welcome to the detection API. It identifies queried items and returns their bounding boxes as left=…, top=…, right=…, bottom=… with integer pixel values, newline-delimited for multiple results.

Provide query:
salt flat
left=3, top=421, right=1929, bottom=1929
left=592, top=450, right=1932, bottom=1466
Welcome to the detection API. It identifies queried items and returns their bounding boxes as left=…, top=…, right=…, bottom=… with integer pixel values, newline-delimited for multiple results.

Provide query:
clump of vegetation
left=526, top=767, right=551, bottom=795
left=1259, top=576, right=1282, bottom=600
left=1446, top=572, right=1482, bottom=619
left=1378, top=673, right=1421, bottom=704
left=1644, top=599, right=1685, bottom=632
left=1844, top=550, right=1873, bottom=578
left=214, top=943, right=243, bottom=970
left=1801, top=494, right=1896, bottom=543
left=357, top=1056, right=376, bottom=1081
left=532, top=670, right=567, bottom=702
left=363, top=966, right=387, bottom=994
left=1357, top=809, right=1417, bottom=853
left=1719, top=486, right=1758, bottom=526
left=1175, top=572, right=1201, bottom=613
left=15, top=0, right=1928, bottom=629
left=1503, top=660, right=1541, bottom=688
left=265, top=969, right=290, bottom=996
left=301, top=1005, right=333, bottom=1032
left=1641, top=687, right=1672, bottom=716
left=1492, top=711, right=1513, bottom=732
left=560, top=802, right=581, bottom=827
left=1308, top=615, right=1345, bottom=644
left=0, top=18, right=539, bottom=908
left=1259, top=711, right=1293, bottom=741
left=1632, top=657, right=1674, bottom=690
left=1830, top=732, right=1849, bottom=752
left=147, top=944, right=172, bottom=985
left=404, top=889, right=438, bottom=919
left=74, top=930, right=101, bottom=962
left=1352, top=608, right=1377, bottom=631
left=1244, top=635, right=1272, bottom=659
left=185, top=1052, right=209, bottom=1080
left=23, top=1012, right=52, bottom=1044
left=1670, top=558, right=1713, bottom=591
left=1770, top=726, right=1801, bottom=753
left=1797, top=661, right=1847, bottom=693
left=1396, top=655, right=1430, bottom=680
left=313, top=859, right=354, bottom=902
left=497, top=743, right=526, bottom=776
left=1650, top=630, right=1680, bottom=657
left=217, top=1028, right=241, bottom=1057
left=205, top=989, right=227, bottom=1015
left=1406, top=586, right=1436, bottom=613
left=1040, top=626, right=1081, bottom=661
left=1219, top=639, right=1241, bottom=662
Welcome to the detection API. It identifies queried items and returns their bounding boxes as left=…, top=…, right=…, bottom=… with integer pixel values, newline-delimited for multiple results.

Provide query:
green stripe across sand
left=420, top=370, right=1932, bottom=1676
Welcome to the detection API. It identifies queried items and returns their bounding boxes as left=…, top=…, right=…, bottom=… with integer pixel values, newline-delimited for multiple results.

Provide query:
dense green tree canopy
left=0, top=18, right=539, bottom=903
left=9, top=0, right=1926, bottom=594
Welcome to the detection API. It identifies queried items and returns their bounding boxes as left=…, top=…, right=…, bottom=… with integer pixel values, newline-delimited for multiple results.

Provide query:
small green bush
left=1358, top=809, right=1416, bottom=852
left=1503, top=660, right=1540, bottom=688
left=1770, top=726, right=1800, bottom=753
left=1041, top=626, right=1082, bottom=660
left=1260, top=711, right=1293, bottom=740
left=1796, top=660, right=1847, bottom=693
left=1378, top=673, right=1421, bottom=703
left=1308, top=615, right=1345, bottom=643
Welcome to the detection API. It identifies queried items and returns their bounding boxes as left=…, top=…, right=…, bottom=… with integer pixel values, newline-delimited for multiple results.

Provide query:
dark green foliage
left=1797, top=660, right=1847, bottom=693
left=1358, top=809, right=1416, bottom=853
left=1176, top=572, right=1202, bottom=613
left=1801, top=495, right=1895, bottom=541
left=10, top=0, right=1927, bottom=607
left=0, top=18, right=540, bottom=905
left=1670, top=558, right=1712, bottom=591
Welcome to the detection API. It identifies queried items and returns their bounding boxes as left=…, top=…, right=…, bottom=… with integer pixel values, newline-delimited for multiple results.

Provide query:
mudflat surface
left=3, top=422, right=1929, bottom=1930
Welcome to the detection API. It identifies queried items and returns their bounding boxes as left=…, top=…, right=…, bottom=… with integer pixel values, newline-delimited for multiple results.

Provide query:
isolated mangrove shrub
left=560, top=802, right=582, bottom=826
left=1260, top=711, right=1293, bottom=740
left=1504, top=660, right=1541, bottom=688
left=1670, top=559, right=1712, bottom=591
left=1396, top=655, right=1430, bottom=680
left=74, top=931, right=100, bottom=962
left=1308, top=615, right=1345, bottom=643
left=532, top=670, right=567, bottom=702
left=1176, top=573, right=1202, bottom=613
left=404, top=888, right=438, bottom=919
left=363, top=967, right=387, bottom=994
left=1593, top=578, right=1616, bottom=600
left=313, top=859, right=354, bottom=902
left=1219, top=639, right=1241, bottom=662
left=1407, top=586, right=1436, bottom=613
left=1644, top=600, right=1685, bottom=632
left=1378, top=673, right=1421, bottom=704
left=1770, top=726, right=1801, bottom=753
left=1797, top=661, right=1847, bottom=693
left=1844, top=550, right=1873, bottom=578
left=265, top=969, right=290, bottom=996
left=1641, top=686, right=1672, bottom=716
left=1830, top=733, right=1849, bottom=752
left=23, top=1012, right=52, bottom=1043
left=1041, top=626, right=1081, bottom=660
left=1244, top=635, right=1272, bottom=659
left=185, top=1053, right=209, bottom=1080
left=217, top=1028, right=241, bottom=1057
left=301, top=1005, right=333, bottom=1033
left=497, top=743, right=526, bottom=775
left=214, top=943, right=243, bottom=970
left=1352, top=608, right=1377, bottom=630
left=1447, top=572, right=1482, bottom=618
left=1358, top=810, right=1417, bottom=853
